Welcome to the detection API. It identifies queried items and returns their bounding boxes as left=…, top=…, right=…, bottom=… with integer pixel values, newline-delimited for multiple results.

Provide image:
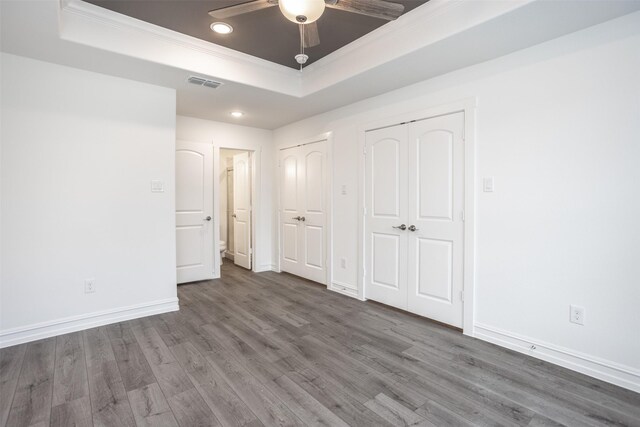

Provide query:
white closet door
left=300, top=142, right=327, bottom=283
left=233, top=152, right=252, bottom=270
left=279, top=141, right=327, bottom=284
left=364, top=125, right=409, bottom=309
left=176, top=140, right=214, bottom=284
left=407, top=112, right=465, bottom=328
left=280, top=146, right=303, bottom=277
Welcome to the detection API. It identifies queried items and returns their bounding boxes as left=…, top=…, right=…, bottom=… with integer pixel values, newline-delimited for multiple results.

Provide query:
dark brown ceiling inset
left=83, top=0, right=429, bottom=68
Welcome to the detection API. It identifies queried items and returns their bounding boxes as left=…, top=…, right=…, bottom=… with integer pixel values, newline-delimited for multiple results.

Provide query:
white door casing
left=364, top=125, right=408, bottom=309
left=233, top=152, right=252, bottom=270
left=176, top=140, right=214, bottom=284
left=364, top=112, right=465, bottom=328
left=279, top=141, right=327, bottom=284
left=407, top=112, right=465, bottom=328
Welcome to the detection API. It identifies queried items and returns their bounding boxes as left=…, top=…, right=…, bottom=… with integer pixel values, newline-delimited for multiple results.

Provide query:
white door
left=364, top=112, right=465, bottom=328
left=233, top=152, right=252, bottom=270
left=407, top=112, right=465, bottom=327
left=176, top=140, right=214, bottom=284
left=364, top=125, right=409, bottom=309
left=280, top=147, right=304, bottom=277
left=279, top=141, right=327, bottom=284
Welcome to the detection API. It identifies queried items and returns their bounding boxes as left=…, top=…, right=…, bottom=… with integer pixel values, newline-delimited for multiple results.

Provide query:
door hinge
left=363, top=146, right=367, bottom=155
left=460, top=210, right=465, bottom=222
left=363, top=207, right=367, bottom=216
left=460, top=291, right=464, bottom=302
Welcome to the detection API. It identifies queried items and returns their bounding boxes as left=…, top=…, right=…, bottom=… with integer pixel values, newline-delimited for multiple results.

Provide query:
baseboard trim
left=329, top=281, right=359, bottom=298
left=0, top=298, right=179, bottom=348
left=474, top=323, right=640, bottom=393
left=255, top=263, right=277, bottom=273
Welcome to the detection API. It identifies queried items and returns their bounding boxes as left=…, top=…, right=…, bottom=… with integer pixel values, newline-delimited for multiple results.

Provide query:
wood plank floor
left=2, top=263, right=639, bottom=427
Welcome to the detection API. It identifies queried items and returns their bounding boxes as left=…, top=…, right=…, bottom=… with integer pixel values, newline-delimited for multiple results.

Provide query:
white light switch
left=151, top=180, right=164, bottom=193
left=483, top=177, right=495, bottom=193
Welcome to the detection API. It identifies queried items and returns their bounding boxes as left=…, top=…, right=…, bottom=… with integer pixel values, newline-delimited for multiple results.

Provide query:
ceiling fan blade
left=208, top=0, right=278, bottom=19
left=302, top=22, right=320, bottom=48
left=326, top=0, right=404, bottom=21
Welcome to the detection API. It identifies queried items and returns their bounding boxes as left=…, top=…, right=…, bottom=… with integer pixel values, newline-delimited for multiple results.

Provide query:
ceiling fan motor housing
left=295, top=53, right=309, bottom=64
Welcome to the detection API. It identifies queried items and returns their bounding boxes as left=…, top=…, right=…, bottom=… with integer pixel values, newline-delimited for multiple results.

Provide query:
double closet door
left=279, top=140, right=327, bottom=284
left=365, top=112, right=465, bottom=328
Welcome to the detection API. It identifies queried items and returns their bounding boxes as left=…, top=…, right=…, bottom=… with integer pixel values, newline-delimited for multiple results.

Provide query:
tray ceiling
left=83, top=0, right=428, bottom=68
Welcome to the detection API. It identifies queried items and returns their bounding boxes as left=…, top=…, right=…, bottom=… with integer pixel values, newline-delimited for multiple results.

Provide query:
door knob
left=205, top=216, right=212, bottom=221
left=408, top=225, right=419, bottom=232
left=293, top=216, right=301, bottom=221
left=300, top=216, right=306, bottom=222
left=232, top=214, right=237, bottom=218
left=392, top=224, right=407, bottom=230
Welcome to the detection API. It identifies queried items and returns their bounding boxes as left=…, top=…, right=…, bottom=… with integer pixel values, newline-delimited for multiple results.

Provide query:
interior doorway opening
left=218, top=148, right=253, bottom=273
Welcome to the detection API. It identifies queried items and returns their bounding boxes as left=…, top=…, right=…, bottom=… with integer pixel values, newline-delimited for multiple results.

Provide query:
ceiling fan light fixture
left=279, top=0, right=325, bottom=24
left=230, top=111, right=244, bottom=118
left=210, top=22, right=233, bottom=34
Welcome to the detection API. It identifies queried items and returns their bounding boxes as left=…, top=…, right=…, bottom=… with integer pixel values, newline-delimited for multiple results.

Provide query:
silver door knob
left=408, top=225, right=419, bottom=232
left=392, top=224, right=407, bottom=230
left=205, top=216, right=212, bottom=221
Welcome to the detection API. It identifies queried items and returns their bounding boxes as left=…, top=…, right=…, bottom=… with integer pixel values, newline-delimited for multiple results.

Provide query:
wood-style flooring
left=1, top=263, right=639, bottom=426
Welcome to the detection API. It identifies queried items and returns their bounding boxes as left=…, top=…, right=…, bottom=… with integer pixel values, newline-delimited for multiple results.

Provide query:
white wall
left=0, top=53, right=178, bottom=346
left=176, top=116, right=274, bottom=272
left=274, top=12, right=640, bottom=391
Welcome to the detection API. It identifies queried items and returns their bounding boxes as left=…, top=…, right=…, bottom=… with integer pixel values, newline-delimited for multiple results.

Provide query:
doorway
left=175, top=141, right=256, bottom=284
left=219, top=149, right=253, bottom=272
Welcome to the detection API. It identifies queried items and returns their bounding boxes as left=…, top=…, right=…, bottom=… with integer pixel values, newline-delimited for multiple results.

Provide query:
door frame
left=213, top=146, right=258, bottom=278
left=357, top=98, right=477, bottom=336
left=276, top=132, right=333, bottom=286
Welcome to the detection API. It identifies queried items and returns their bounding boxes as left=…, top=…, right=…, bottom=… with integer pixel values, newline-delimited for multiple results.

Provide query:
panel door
left=176, top=140, right=214, bottom=284
left=407, top=112, right=465, bottom=327
left=300, top=141, right=327, bottom=284
left=233, top=152, right=252, bottom=270
left=280, top=146, right=303, bottom=277
left=364, top=125, right=409, bottom=309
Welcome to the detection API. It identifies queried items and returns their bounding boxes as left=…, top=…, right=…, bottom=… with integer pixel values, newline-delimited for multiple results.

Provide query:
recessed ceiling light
left=210, top=22, right=233, bottom=34
left=230, top=111, right=244, bottom=118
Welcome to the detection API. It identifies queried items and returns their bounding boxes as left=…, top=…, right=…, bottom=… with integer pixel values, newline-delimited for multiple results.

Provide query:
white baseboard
left=0, top=298, right=179, bottom=348
left=474, top=323, right=640, bottom=393
left=255, top=263, right=277, bottom=273
left=329, top=281, right=359, bottom=298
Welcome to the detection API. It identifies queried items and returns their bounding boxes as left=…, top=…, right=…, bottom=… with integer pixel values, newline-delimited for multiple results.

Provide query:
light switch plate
left=151, top=180, right=164, bottom=193
left=483, top=177, right=495, bottom=192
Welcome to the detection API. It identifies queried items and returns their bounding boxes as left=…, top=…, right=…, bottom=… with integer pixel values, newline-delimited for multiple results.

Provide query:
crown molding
left=299, top=0, right=533, bottom=95
left=60, top=0, right=303, bottom=96
left=58, top=0, right=536, bottom=98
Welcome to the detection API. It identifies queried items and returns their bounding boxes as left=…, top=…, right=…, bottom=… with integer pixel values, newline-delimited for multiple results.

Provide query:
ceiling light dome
left=279, top=0, right=325, bottom=24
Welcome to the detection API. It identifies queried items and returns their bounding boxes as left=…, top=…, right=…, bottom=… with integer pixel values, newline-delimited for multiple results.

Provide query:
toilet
left=219, top=240, right=226, bottom=264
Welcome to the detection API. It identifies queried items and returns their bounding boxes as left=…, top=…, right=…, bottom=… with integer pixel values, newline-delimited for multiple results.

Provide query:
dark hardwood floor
left=2, top=263, right=639, bottom=426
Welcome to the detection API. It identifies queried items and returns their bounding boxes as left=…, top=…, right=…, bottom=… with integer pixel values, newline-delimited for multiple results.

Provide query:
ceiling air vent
left=187, top=76, right=223, bottom=89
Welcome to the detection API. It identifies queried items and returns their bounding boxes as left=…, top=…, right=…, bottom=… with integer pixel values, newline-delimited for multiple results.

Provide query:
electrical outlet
left=570, top=305, right=585, bottom=325
left=85, top=278, right=96, bottom=294
left=340, top=258, right=347, bottom=269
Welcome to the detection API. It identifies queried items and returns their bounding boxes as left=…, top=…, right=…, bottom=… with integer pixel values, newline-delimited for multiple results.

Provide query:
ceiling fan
left=209, top=0, right=405, bottom=65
